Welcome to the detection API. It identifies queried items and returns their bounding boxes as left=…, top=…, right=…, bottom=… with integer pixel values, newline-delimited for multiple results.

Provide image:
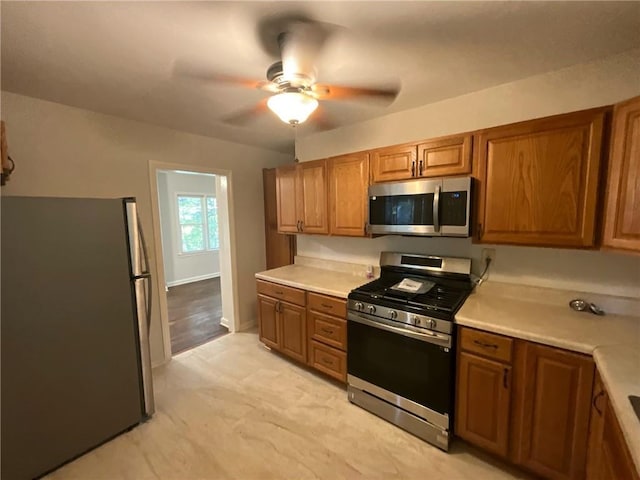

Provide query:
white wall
left=157, top=170, right=220, bottom=286
left=296, top=49, right=640, bottom=299
left=0, top=92, right=292, bottom=365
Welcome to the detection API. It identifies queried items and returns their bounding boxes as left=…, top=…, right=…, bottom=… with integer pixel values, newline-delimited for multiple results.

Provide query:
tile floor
left=47, top=332, right=529, bottom=479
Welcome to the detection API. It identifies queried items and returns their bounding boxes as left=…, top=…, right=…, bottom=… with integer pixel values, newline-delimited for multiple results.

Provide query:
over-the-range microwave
left=367, top=176, right=472, bottom=237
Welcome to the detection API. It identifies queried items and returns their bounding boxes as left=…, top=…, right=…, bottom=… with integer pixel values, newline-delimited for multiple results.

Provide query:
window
left=177, top=195, right=219, bottom=253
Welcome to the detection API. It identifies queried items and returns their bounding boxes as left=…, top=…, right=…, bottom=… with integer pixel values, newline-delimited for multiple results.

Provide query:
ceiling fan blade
left=221, top=98, right=269, bottom=126
left=311, top=83, right=399, bottom=104
left=279, top=21, right=328, bottom=85
left=173, top=61, right=278, bottom=92
left=308, top=105, right=335, bottom=131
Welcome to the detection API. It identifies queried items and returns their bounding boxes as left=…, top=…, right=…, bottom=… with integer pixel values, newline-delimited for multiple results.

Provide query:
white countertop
left=455, top=282, right=640, bottom=354
left=255, top=264, right=370, bottom=299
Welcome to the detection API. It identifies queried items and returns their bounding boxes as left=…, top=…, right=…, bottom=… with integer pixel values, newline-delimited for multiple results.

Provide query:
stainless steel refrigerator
left=1, top=196, right=155, bottom=479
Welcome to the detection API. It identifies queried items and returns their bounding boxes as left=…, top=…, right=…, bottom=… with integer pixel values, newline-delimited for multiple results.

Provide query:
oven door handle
left=348, top=313, right=452, bottom=348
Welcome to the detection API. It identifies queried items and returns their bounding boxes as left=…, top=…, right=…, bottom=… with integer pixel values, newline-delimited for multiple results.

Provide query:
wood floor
left=46, top=332, right=531, bottom=480
left=167, top=278, right=228, bottom=355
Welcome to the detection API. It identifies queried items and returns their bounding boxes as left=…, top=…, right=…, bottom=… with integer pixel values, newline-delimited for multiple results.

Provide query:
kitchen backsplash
left=297, top=235, right=640, bottom=299
left=294, top=255, right=380, bottom=278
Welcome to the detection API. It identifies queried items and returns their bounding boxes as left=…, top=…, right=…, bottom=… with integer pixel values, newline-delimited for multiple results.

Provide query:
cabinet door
left=263, top=168, right=295, bottom=269
left=586, top=372, right=607, bottom=480
left=279, top=302, right=307, bottom=363
left=456, top=352, right=511, bottom=458
left=329, top=152, right=369, bottom=236
left=417, top=134, right=472, bottom=178
left=475, top=109, right=605, bottom=247
left=512, top=341, right=595, bottom=480
left=370, top=144, right=417, bottom=183
left=257, top=294, right=279, bottom=349
left=299, top=159, right=328, bottom=234
left=276, top=164, right=301, bottom=233
left=603, top=95, right=640, bottom=253
left=599, top=395, right=640, bottom=480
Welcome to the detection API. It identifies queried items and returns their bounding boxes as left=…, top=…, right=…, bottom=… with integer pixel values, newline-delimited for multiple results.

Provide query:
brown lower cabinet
left=257, top=281, right=307, bottom=363
left=257, top=280, right=347, bottom=382
left=456, top=326, right=631, bottom=480
left=510, top=341, right=595, bottom=480
left=456, top=351, right=512, bottom=457
left=586, top=373, right=639, bottom=480
left=306, top=292, right=347, bottom=382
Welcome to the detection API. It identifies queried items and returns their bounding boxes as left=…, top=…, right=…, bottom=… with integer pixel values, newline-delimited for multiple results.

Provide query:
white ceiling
left=3, top=1, right=640, bottom=154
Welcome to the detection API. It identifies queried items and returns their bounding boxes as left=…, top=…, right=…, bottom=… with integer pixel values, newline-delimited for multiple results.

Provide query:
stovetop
left=349, top=272, right=473, bottom=319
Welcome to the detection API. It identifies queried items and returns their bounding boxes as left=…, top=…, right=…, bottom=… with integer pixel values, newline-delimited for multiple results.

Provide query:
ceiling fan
left=176, top=17, right=399, bottom=128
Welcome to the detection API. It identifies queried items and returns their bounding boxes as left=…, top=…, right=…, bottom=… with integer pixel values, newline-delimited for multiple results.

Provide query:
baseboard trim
left=166, top=272, right=220, bottom=288
left=238, top=319, right=257, bottom=331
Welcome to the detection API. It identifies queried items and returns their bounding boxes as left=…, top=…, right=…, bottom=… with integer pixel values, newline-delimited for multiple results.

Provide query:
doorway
left=149, top=162, right=239, bottom=363
left=156, top=170, right=227, bottom=354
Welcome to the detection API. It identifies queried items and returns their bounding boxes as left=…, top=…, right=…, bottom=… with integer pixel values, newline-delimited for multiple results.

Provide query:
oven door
left=347, top=311, right=453, bottom=429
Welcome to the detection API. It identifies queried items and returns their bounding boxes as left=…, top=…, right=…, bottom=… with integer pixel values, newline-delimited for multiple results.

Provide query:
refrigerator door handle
left=134, top=277, right=155, bottom=417
left=136, top=216, right=152, bottom=329
left=125, top=199, right=155, bottom=418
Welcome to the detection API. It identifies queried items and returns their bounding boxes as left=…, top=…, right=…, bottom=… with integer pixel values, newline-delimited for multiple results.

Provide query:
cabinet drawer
left=308, top=310, right=347, bottom=351
left=256, top=280, right=306, bottom=306
left=460, top=327, right=513, bottom=363
left=307, top=292, right=347, bottom=317
left=309, top=340, right=347, bottom=383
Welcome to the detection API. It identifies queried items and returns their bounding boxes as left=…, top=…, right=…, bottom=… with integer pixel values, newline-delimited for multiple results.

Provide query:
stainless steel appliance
left=368, top=176, right=472, bottom=237
left=347, top=252, right=474, bottom=450
left=1, top=196, right=155, bottom=480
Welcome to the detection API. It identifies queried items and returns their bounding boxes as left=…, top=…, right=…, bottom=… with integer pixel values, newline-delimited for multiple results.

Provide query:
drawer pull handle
left=275, top=290, right=284, bottom=295
left=320, top=303, right=333, bottom=309
left=593, top=390, right=605, bottom=416
left=473, top=339, right=498, bottom=349
left=321, top=327, right=334, bottom=335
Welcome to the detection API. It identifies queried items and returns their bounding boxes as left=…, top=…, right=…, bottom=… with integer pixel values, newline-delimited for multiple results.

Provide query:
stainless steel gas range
left=346, top=252, right=474, bottom=451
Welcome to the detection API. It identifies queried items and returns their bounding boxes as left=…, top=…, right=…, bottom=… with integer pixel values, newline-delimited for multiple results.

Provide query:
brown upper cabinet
left=474, top=108, right=607, bottom=248
left=417, top=134, right=472, bottom=178
left=276, top=164, right=300, bottom=233
left=602, top=95, right=640, bottom=253
left=329, top=152, right=369, bottom=237
left=370, top=144, right=417, bottom=182
left=370, top=133, right=472, bottom=183
left=276, top=159, right=329, bottom=235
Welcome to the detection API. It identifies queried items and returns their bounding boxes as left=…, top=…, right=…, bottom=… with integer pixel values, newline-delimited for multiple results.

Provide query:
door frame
left=148, top=160, right=240, bottom=365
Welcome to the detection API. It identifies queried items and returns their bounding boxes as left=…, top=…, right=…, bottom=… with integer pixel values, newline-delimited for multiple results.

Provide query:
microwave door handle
left=433, top=184, right=441, bottom=232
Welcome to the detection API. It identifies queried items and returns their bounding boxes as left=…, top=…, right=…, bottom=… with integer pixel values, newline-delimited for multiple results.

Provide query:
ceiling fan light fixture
left=267, top=91, right=318, bottom=125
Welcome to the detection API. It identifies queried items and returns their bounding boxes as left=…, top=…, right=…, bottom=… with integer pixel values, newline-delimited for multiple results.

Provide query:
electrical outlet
left=481, top=248, right=496, bottom=265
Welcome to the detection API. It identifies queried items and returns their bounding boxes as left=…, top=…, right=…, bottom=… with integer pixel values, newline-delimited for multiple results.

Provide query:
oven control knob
left=411, top=315, right=419, bottom=325
left=427, top=319, right=436, bottom=329
left=389, top=310, right=397, bottom=319
left=355, top=302, right=364, bottom=311
left=367, top=305, right=376, bottom=314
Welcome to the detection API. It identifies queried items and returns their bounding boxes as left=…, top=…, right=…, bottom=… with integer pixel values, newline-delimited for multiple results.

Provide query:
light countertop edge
left=592, top=346, right=640, bottom=474
left=255, top=265, right=371, bottom=299
left=453, top=316, right=597, bottom=355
